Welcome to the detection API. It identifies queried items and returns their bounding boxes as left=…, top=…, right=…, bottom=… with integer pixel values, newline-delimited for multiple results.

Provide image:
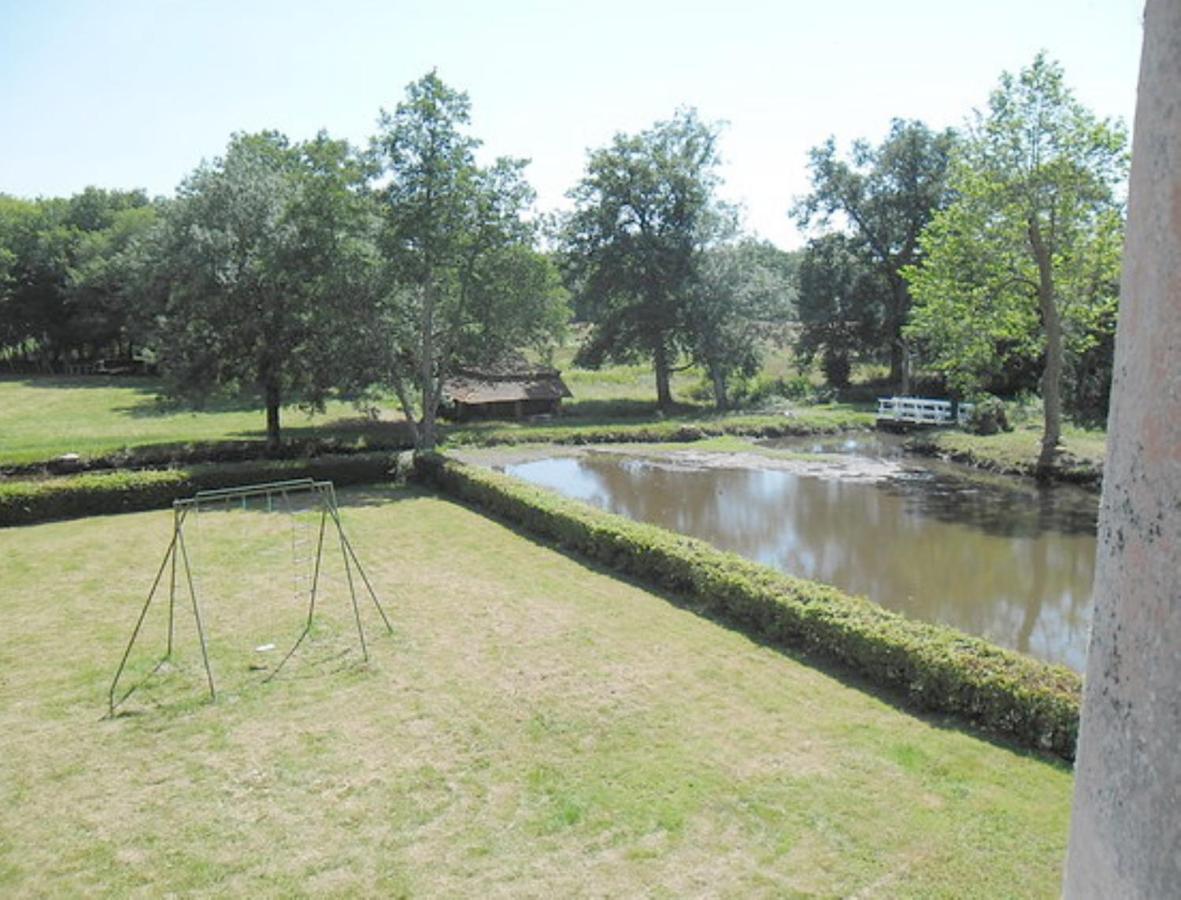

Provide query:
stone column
left=1064, top=1, right=1181, bottom=896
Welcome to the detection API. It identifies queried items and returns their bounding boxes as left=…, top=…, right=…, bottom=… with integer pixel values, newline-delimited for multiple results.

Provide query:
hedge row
left=414, top=452, right=1082, bottom=759
left=2, top=433, right=414, bottom=478
left=0, top=452, right=398, bottom=527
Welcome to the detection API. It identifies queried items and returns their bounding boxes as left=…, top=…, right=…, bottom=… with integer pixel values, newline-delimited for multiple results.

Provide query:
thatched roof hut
left=441, top=358, right=572, bottom=421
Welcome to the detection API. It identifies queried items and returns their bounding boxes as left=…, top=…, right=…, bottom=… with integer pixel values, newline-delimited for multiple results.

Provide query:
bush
left=414, top=453, right=1081, bottom=759
left=966, top=395, right=1012, bottom=435
left=0, top=452, right=397, bottom=527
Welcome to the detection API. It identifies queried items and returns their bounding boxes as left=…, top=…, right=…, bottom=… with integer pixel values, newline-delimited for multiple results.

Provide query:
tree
left=794, top=233, right=887, bottom=388
left=687, top=239, right=795, bottom=409
left=0, top=189, right=154, bottom=369
left=371, top=72, right=566, bottom=450
left=561, top=109, right=728, bottom=411
left=65, top=194, right=158, bottom=362
left=794, top=119, right=956, bottom=390
left=904, top=53, right=1128, bottom=472
left=146, top=131, right=377, bottom=450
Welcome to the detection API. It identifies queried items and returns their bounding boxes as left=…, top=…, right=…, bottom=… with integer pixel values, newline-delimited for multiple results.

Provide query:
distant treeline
left=1, top=54, right=1126, bottom=463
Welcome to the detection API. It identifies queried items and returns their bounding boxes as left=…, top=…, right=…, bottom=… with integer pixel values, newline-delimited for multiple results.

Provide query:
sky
left=0, top=0, right=1146, bottom=248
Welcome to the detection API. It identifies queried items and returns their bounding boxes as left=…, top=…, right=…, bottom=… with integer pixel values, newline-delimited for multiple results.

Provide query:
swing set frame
left=108, top=478, right=392, bottom=716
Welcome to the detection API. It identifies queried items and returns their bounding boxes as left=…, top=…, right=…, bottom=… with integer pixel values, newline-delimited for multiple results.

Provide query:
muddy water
left=501, top=434, right=1097, bottom=670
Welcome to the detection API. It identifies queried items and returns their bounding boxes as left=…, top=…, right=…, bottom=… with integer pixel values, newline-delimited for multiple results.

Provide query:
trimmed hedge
left=0, top=452, right=398, bottom=527
left=414, top=452, right=1082, bottom=759
left=2, top=433, right=414, bottom=478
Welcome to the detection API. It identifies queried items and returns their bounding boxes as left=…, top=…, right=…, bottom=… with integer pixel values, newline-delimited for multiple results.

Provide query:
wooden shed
left=441, top=359, right=573, bottom=421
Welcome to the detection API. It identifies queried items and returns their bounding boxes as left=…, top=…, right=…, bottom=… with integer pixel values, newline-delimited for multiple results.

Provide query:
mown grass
left=915, top=424, right=1107, bottom=484
left=1, top=485, right=1073, bottom=895
left=0, top=373, right=873, bottom=469
left=0, top=376, right=405, bottom=466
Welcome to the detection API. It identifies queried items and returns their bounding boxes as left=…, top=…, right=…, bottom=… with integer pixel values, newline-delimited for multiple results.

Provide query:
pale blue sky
left=0, top=0, right=1145, bottom=247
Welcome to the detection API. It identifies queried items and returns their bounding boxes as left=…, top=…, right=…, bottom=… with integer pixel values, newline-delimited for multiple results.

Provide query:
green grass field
left=0, top=375, right=406, bottom=466
left=922, top=424, right=1107, bottom=481
left=1, top=486, right=1073, bottom=896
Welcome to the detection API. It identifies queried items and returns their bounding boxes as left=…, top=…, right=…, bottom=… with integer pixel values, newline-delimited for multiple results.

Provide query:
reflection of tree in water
left=505, top=454, right=1096, bottom=670
left=876, top=467, right=1098, bottom=538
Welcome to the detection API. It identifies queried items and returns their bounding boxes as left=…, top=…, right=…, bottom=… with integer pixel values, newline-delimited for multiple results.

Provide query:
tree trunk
left=887, top=276, right=911, bottom=391
left=711, top=366, right=728, bottom=411
left=390, top=368, right=421, bottom=449
left=653, top=341, right=674, bottom=412
left=889, top=341, right=905, bottom=389
left=418, top=281, right=437, bottom=452
left=1029, top=220, right=1062, bottom=477
left=894, top=337, right=912, bottom=395
left=264, top=380, right=282, bottom=453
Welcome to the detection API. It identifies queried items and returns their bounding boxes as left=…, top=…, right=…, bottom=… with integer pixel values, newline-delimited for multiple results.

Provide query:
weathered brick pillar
left=1064, top=1, right=1181, bottom=895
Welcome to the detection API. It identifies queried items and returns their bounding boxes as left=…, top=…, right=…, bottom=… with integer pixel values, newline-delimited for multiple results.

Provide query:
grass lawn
left=1, top=485, right=1072, bottom=896
left=0, top=375, right=406, bottom=466
left=0, top=374, right=873, bottom=468
left=922, top=424, right=1107, bottom=482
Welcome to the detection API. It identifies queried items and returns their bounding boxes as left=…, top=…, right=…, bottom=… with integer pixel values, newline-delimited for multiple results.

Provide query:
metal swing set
left=108, top=478, right=392, bottom=716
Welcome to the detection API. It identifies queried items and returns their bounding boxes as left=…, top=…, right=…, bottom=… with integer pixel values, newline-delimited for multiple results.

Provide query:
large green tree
left=371, top=72, right=566, bottom=450
left=561, top=109, right=728, bottom=411
left=904, top=53, right=1127, bottom=472
left=794, top=119, right=956, bottom=390
left=794, top=233, right=887, bottom=388
left=687, top=239, right=795, bottom=409
left=146, top=131, right=377, bottom=450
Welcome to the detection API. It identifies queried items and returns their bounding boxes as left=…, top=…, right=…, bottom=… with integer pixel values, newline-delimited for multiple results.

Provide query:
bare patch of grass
left=0, top=486, right=1071, bottom=895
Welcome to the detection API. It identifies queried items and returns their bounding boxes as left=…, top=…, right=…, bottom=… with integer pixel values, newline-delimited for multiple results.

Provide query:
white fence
left=876, top=397, right=973, bottom=427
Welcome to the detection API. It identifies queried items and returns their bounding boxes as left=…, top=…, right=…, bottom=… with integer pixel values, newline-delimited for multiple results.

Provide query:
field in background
left=0, top=486, right=1072, bottom=896
left=0, top=376, right=405, bottom=465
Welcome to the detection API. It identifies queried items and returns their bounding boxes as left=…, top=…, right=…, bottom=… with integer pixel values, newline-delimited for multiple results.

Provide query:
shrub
left=0, top=452, right=397, bottom=527
left=966, top=395, right=1012, bottom=435
left=414, top=453, right=1081, bottom=759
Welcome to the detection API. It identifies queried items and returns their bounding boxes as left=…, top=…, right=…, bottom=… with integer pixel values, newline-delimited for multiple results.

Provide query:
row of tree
left=794, top=53, right=1127, bottom=469
left=1, top=56, right=1127, bottom=469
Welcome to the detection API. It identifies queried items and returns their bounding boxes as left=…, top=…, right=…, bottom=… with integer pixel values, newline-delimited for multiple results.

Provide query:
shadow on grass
left=333, top=482, right=424, bottom=510
left=2, top=373, right=162, bottom=395
left=561, top=398, right=710, bottom=420
left=427, top=487, right=1074, bottom=773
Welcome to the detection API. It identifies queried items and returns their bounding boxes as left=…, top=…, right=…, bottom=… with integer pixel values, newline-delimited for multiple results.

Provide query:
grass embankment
left=910, top=425, right=1106, bottom=486
left=2, top=486, right=1071, bottom=895
left=445, top=405, right=872, bottom=448
left=0, top=375, right=410, bottom=468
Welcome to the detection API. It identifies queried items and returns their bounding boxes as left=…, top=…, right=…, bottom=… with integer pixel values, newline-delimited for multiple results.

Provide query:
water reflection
left=503, top=447, right=1097, bottom=671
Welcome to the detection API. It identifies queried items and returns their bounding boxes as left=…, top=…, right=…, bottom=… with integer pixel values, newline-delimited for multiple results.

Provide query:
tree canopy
left=794, top=233, right=886, bottom=388
left=687, top=239, right=795, bottom=409
left=904, top=53, right=1128, bottom=469
left=0, top=188, right=156, bottom=369
left=561, top=109, right=728, bottom=411
left=144, top=131, right=377, bottom=449
left=369, top=71, right=566, bottom=450
left=794, top=119, right=956, bottom=389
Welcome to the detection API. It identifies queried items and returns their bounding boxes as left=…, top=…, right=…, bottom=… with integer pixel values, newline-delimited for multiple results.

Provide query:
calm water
left=502, top=435, right=1098, bottom=670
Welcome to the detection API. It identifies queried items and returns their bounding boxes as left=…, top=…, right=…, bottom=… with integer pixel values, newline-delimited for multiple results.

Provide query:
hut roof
left=442, top=356, right=572, bottom=405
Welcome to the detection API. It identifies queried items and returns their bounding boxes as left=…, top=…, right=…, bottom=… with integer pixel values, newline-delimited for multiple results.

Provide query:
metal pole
left=177, top=525, right=215, bottom=700
left=166, top=506, right=180, bottom=656
left=332, top=500, right=369, bottom=661
left=108, top=524, right=180, bottom=715
left=326, top=483, right=393, bottom=633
